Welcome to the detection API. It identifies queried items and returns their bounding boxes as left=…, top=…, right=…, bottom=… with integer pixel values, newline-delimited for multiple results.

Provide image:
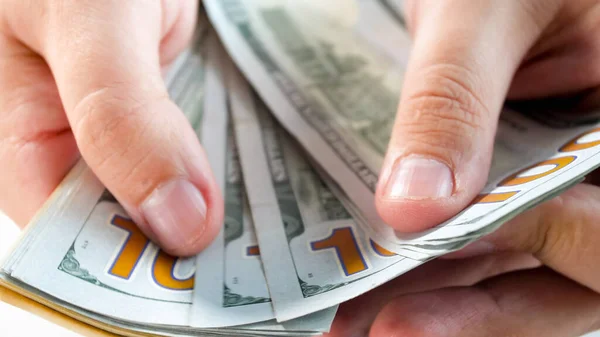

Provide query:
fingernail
left=141, top=179, right=207, bottom=251
left=384, top=155, right=454, bottom=199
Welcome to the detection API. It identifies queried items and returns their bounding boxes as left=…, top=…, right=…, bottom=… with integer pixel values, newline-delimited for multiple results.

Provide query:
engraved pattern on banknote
left=261, top=8, right=396, bottom=156
left=222, top=128, right=273, bottom=307
left=299, top=279, right=346, bottom=297
left=59, top=246, right=102, bottom=286
left=293, top=157, right=353, bottom=221
left=222, top=0, right=380, bottom=191
left=223, top=285, right=270, bottom=307
left=58, top=232, right=190, bottom=304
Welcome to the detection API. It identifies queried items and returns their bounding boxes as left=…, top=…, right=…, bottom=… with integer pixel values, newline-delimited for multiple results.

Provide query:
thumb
left=34, top=1, right=222, bottom=256
left=376, top=0, right=562, bottom=232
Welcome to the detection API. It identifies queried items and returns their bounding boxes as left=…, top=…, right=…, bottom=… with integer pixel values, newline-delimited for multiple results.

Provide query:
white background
left=1, top=211, right=599, bottom=336
left=0, top=212, right=81, bottom=337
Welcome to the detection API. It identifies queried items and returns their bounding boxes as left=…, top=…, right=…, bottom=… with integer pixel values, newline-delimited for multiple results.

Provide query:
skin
left=1, top=0, right=599, bottom=335
left=0, top=0, right=223, bottom=257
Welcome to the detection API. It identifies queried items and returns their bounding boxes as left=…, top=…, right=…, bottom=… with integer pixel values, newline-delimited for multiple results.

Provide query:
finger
left=375, top=0, right=563, bottom=231
left=0, top=33, right=79, bottom=226
left=370, top=268, right=600, bottom=337
left=327, top=252, right=540, bottom=337
left=508, top=0, right=600, bottom=99
left=446, top=183, right=600, bottom=293
left=9, top=1, right=221, bottom=256
left=509, top=43, right=600, bottom=99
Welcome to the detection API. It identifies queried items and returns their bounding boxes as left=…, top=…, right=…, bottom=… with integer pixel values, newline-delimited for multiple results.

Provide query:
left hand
left=0, top=0, right=223, bottom=256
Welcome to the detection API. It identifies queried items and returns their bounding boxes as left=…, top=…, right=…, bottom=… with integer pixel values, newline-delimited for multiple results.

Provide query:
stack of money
left=3, top=1, right=600, bottom=336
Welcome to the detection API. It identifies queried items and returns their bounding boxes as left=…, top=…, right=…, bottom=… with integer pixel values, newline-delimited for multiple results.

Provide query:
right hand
left=375, top=0, right=600, bottom=231
left=367, top=0, right=600, bottom=335
left=0, top=0, right=223, bottom=256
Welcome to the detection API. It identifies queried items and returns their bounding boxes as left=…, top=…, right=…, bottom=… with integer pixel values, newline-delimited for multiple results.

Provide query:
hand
left=326, top=252, right=541, bottom=337
left=0, top=0, right=223, bottom=256
left=367, top=0, right=600, bottom=335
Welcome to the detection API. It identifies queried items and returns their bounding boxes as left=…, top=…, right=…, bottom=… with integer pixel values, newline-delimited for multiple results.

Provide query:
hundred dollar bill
left=229, top=67, right=422, bottom=321
left=205, top=0, right=600, bottom=254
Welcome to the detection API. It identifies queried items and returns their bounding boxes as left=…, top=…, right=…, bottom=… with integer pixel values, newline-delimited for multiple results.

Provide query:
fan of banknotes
left=3, top=1, right=600, bottom=336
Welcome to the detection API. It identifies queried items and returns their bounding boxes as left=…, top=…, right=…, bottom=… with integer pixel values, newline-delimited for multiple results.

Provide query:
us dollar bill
left=205, top=0, right=600, bottom=254
left=229, top=67, right=423, bottom=322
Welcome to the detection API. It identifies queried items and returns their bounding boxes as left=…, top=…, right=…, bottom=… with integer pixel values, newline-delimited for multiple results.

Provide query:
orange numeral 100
left=477, top=127, right=600, bottom=204
left=311, top=227, right=368, bottom=276
left=109, top=216, right=194, bottom=290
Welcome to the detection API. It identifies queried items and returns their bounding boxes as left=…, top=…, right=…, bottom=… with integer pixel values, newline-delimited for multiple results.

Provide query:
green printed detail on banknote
left=223, top=285, right=270, bottom=307
left=256, top=102, right=306, bottom=243
left=262, top=8, right=397, bottom=155
left=224, top=131, right=245, bottom=246
left=59, top=246, right=102, bottom=286
left=221, top=0, right=382, bottom=191
left=223, top=130, right=271, bottom=308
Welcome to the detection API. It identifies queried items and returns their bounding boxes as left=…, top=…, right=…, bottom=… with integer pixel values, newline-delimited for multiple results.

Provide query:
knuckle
left=72, top=88, right=146, bottom=159
left=402, top=123, right=474, bottom=165
left=528, top=194, right=582, bottom=261
left=399, top=63, right=491, bottom=162
left=405, top=63, right=490, bottom=125
left=399, top=106, right=480, bottom=164
left=72, top=89, right=168, bottom=193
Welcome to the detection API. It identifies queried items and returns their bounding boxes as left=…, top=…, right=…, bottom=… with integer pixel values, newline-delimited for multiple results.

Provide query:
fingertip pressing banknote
left=2, top=1, right=600, bottom=336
